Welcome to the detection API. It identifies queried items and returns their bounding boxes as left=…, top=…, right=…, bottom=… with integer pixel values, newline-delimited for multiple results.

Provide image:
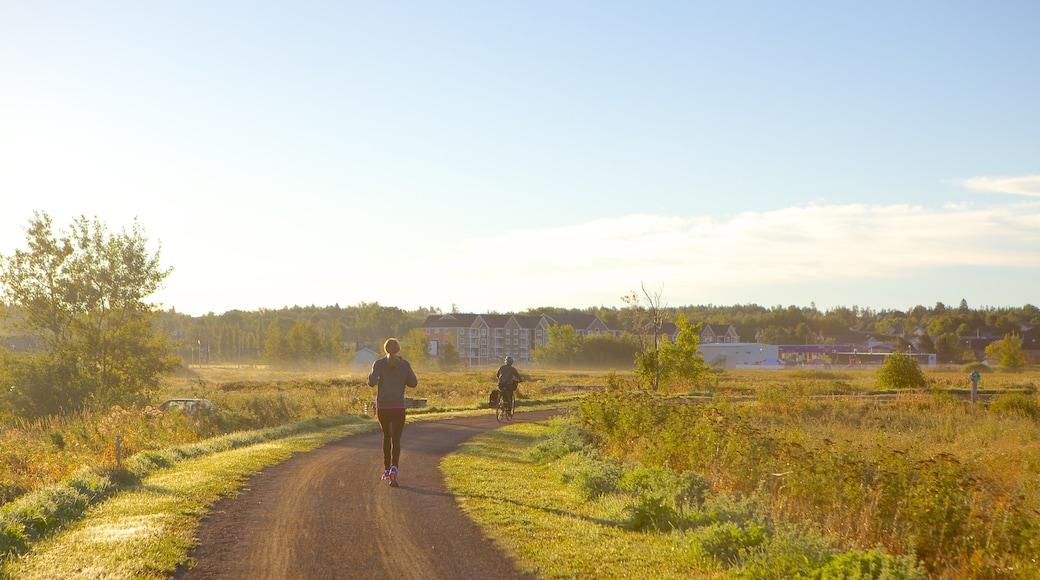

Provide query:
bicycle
left=494, top=388, right=515, bottom=422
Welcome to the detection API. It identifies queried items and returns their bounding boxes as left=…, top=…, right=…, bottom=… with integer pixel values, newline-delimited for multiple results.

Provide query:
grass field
left=2, top=364, right=1038, bottom=577
left=445, top=372, right=1040, bottom=578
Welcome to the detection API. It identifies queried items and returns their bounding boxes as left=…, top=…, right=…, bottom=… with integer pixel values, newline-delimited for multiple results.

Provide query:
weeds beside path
left=3, top=407, right=564, bottom=579
left=2, top=416, right=378, bottom=579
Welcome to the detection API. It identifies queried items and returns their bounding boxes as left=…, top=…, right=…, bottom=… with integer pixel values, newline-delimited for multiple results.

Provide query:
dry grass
left=579, top=369, right=1040, bottom=577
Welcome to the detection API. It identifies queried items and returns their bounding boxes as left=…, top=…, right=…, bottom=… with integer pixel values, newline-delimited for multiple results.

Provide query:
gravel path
left=173, top=409, right=559, bottom=579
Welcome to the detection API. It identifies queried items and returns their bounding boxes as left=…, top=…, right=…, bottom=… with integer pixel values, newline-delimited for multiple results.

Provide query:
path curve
left=173, top=409, right=560, bottom=579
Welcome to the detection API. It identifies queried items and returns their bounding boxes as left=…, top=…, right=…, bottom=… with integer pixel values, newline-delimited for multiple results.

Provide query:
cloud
left=411, top=202, right=1040, bottom=311
left=957, top=175, right=1040, bottom=197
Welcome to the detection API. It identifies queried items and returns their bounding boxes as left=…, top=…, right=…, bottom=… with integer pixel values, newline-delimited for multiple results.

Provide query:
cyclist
left=496, top=355, right=523, bottom=415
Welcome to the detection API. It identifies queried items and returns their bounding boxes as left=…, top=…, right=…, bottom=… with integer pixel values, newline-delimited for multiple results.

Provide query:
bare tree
left=623, top=282, right=665, bottom=391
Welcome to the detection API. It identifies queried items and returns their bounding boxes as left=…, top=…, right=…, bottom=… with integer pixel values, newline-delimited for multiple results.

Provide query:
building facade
left=420, top=312, right=616, bottom=367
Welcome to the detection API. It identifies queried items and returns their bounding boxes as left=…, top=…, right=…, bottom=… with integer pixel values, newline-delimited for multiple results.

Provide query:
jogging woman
left=368, top=337, right=418, bottom=487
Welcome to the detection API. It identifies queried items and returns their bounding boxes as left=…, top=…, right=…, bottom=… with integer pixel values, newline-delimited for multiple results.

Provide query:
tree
left=0, top=212, right=177, bottom=416
left=436, top=340, right=462, bottom=370
left=578, top=333, right=640, bottom=368
left=985, top=334, right=1026, bottom=372
left=934, top=332, right=967, bottom=364
left=876, top=351, right=927, bottom=390
left=532, top=324, right=581, bottom=367
left=623, top=282, right=665, bottom=390
left=656, top=314, right=709, bottom=391
left=262, top=320, right=288, bottom=364
left=401, top=329, right=430, bottom=368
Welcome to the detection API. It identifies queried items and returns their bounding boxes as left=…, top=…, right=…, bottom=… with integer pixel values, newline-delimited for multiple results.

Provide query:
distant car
left=159, top=398, right=215, bottom=413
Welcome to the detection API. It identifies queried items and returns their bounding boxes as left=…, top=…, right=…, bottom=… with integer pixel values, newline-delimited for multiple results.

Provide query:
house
left=352, top=347, right=380, bottom=371
left=700, top=324, right=741, bottom=344
left=658, top=322, right=740, bottom=345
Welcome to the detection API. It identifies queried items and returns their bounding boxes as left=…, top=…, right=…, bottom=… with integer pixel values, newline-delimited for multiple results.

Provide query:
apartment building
left=420, top=312, right=616, bottom=367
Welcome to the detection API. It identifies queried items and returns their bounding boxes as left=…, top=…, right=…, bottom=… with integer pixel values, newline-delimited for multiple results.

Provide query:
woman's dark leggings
left=377, top=408, right=407, bottom=470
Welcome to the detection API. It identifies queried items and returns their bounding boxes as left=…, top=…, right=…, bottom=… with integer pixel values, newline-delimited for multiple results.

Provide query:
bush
left=960, top=362, right=991, bottom=374
left=738, top=524, right=835, bottom=580
left=815, top=548, right=926, bottom=579
left=558, top=453, right=623, bottom=500
left=990, top=393, right=1040, bottom=421
left=689, top=521, right=767, bottom=565
left=876, top=352, right=927, bottom=390
left=619, top=465, right=712, bottom=528
left=529, top=415, right=591, bottom=463
left=625, top=493, right=680, bottom=531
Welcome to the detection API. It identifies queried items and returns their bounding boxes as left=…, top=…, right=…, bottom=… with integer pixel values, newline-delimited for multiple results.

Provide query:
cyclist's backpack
left=488, top=390, right=500, bottom=407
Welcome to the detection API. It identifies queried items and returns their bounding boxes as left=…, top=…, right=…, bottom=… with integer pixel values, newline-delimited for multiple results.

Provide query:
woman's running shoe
left=389, top=466, right=399, bottom=487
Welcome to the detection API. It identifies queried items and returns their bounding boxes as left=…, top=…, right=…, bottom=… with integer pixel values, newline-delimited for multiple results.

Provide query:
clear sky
left=2, top=1, right=1038, bottom=317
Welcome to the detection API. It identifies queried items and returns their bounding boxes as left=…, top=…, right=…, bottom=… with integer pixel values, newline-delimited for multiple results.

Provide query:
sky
left=2, top=1, right=1038, bottom=317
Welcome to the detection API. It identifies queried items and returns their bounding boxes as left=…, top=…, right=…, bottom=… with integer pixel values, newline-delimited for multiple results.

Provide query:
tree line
left=2, top=212, right=1037, bottom=418
left=156, top=298, right=1038, bottom=369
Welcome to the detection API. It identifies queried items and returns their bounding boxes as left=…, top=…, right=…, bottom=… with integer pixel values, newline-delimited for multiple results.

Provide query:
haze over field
left=2, top=2, right=1038, bottom=316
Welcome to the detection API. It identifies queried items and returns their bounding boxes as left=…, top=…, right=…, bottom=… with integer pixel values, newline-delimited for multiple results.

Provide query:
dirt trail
left=174, top=409, right=559, bottom=579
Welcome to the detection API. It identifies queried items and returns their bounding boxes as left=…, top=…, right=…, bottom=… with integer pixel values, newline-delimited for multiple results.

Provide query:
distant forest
left=150, top=300, right=1039, bottom=366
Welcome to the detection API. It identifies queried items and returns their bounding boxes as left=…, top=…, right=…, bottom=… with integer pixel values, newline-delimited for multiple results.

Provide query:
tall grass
left=1, top=365, right=601, bottom=507
left=578, top=386, right=1040, bottom=577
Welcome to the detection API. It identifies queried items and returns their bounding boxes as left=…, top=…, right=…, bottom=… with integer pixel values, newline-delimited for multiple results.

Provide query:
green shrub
left=689, top=521, right=767, bottom=565
left=624, top=493, right=680, bottom=531
left=619, top=465, right=712, bottom=528
left=990, top=393, right=1040, bottom=421
left=737, top=524, right=836, bottom=580
left=529, top=415, right=591, bottom=463
left=814, top=548, right=926, bottom=580
left=558, top=453, right=623, bottom=500
left=875, top=352, right=927, bottom=390
left=960, top=362, right=991, bottom=374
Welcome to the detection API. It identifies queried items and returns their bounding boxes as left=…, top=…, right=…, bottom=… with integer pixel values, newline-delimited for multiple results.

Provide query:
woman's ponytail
left=383, top=337, right=401, bottom=369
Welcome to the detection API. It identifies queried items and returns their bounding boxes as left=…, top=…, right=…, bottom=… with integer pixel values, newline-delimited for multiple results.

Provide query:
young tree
left=0, top=212, right=178, bottom=415
left=532, top=324, right=581, bottom=367
left=624, top=282, right=665, bottom=390
left=657, top=314, right=709, bottom=391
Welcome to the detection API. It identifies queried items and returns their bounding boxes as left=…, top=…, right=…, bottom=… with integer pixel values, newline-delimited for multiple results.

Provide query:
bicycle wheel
left=495, top=401, right=505, bottom=422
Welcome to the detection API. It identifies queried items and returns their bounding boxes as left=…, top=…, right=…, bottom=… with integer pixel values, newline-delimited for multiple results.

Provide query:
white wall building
left=699, top=343, right=783, bottom=369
